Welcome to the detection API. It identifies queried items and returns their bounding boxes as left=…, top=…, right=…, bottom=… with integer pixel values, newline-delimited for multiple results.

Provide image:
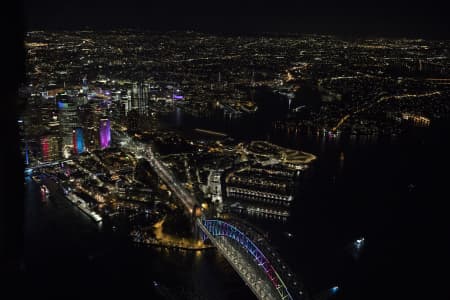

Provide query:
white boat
left=66, top=193, right=102, bottom=223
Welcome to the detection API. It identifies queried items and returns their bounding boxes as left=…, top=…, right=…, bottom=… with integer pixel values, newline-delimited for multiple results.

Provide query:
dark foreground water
left=23, top=178, right=254, bottom=300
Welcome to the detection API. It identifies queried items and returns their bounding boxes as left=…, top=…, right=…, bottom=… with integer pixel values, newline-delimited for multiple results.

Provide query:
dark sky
left=22, top=0, right=450, bottom=38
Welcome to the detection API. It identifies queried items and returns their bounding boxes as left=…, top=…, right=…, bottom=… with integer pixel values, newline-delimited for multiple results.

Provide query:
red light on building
left=41, top=137, right=49, bottom=161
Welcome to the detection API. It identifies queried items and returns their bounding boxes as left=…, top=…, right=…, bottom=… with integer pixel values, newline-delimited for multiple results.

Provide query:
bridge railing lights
left=202, top=219, right=294, bottom=300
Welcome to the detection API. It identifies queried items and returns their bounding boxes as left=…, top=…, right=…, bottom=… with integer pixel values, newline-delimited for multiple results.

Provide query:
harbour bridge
left=113, top=129, right=306, bottom=300
left=197, top=218, right=306, bottom=300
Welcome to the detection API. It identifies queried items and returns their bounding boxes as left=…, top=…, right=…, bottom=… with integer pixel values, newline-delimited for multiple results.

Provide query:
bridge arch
left=200, top=219, right=294, bottom=300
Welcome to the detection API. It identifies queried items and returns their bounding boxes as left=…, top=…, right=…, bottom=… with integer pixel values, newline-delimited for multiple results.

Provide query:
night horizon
left=22, top=0, right=450, bottom=38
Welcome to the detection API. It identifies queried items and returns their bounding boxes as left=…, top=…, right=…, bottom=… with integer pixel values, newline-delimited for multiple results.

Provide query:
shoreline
left=132, top=239, right=215, bottom=251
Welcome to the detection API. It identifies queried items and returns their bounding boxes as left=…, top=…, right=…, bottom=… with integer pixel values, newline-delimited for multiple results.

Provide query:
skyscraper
left=40, top=135, right=60, bottom=162
left=82, top=75, right=88, bottom=95
left=99, top=118, right=111, bottom=149
left=72, top=127, right=85, bottom=154
left=57, top=95, right=78, bottom=151
left=131, top=82, right=149, bottom=115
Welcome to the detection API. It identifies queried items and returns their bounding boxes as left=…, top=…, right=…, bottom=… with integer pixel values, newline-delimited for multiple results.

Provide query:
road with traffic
left=112, top=129, right=198, bottom=213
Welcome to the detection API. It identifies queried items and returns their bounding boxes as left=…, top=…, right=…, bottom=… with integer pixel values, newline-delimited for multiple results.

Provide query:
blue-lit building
left=72, top=127, right=85, bottom=154
left=57, top=95, right=78, bottom=154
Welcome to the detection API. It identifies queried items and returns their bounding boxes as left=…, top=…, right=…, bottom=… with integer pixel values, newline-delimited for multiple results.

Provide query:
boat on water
left=354, top=237, right=365, bottom=250
left=283, top=232, right=294, bottom=238
left=66, top=193, right=103, bottom=223
left=349, top=237, right=365, bottom=259
left=153, top=280, right=178, bottom=299
left=40, top=184, right=50, bottom=200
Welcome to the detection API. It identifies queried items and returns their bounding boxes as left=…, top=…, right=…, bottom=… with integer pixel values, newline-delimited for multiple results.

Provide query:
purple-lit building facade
left=172, top=89, right=184, bottom=100
left=99, top=118, right=111, bottom=149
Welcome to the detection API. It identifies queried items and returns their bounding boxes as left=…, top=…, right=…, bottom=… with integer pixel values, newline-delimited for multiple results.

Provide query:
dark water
left=23, top=177, right=254, bottom=300
left=159, top=103, right=450, bottom=300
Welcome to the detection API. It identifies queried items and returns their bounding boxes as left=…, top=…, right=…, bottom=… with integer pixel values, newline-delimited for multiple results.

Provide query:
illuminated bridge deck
left=215, top=236, right=279, bottom=300
left=197, top=219, right=297, bottom=300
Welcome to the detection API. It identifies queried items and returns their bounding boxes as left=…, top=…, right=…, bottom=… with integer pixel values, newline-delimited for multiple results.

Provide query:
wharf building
left=226, top=186, right=294, bottom=206
left=206, top=169, right=224, bottom=205
left=224, top=166, right=298, bottom=219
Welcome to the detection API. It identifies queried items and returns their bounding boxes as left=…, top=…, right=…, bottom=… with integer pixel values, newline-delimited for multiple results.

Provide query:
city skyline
left=2, top=3, right=449, bottom=300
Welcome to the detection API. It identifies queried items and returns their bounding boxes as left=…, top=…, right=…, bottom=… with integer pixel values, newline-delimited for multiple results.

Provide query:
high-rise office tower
left=57, top=95, right=78, bottom=151
left=72, top=127, right=85, bottom=154
left=40, top=135, right=60, bottom=162
left=82, top=75, right=88, bottom=95
left=99, top=118, right=111, bottom=149
left=131, top=83, right=138, bottom=110
left=131, top=82, right=149, bottom=115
